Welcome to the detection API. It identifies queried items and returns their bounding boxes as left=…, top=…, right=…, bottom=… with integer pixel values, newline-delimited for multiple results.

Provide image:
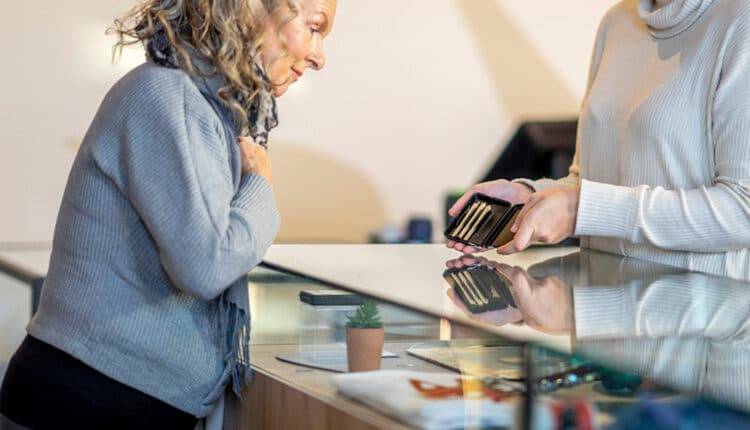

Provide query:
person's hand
left=496, top=184, right=580, bottom=255
left=238, top=137, right=272, bottom=185
left=495, top=264, right=574, bottom=334
left=446, top=180, right=534, bottom=254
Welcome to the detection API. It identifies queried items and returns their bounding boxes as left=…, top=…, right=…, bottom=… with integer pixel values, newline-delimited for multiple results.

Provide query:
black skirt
left=0, top=336, right=198, bottom=430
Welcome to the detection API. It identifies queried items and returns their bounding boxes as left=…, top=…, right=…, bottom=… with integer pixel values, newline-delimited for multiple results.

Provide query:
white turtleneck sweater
left=526, top=0, right=750, bottom=281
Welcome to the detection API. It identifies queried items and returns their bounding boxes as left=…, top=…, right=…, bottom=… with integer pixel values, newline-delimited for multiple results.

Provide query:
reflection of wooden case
left=444, top=194, right=523, bottom=248
left=443, top=265, right=516, bottom=314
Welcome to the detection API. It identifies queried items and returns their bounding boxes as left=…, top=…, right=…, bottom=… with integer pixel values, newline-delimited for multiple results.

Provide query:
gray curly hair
left=110, top=0, right=298, bottom=130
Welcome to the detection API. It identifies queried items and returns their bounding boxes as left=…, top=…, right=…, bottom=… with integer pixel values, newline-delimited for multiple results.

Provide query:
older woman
left=0, top=0, right=336, bottom=428
left=448, top=0, right=750, bottom=281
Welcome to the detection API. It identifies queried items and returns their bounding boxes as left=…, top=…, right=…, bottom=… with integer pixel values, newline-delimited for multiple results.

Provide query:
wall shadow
left=269, top=143, right=387, bottom=243
left=454, top=0, right=579, bottom=120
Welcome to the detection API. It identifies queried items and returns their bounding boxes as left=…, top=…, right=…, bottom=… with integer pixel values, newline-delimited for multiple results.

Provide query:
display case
left=3, top=244, right=750, bottom=429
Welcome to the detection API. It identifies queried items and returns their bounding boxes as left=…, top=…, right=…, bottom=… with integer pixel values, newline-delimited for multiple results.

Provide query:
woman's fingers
left=446, top=240, right=479, bottom=254
left=497, top=185, right=580, bottom=255
left=238, top=136, right=272, bottom=183
left=496, top=199, right=538, bottom=254
left=496, top=225, right=534, bottom=254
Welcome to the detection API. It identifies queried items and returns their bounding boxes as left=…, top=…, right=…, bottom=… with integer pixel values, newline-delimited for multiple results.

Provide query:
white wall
left=0, top=0, right=617, bottom=243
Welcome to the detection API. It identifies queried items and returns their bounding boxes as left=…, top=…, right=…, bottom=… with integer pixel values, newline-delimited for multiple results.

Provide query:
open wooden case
left=444, top=194, right=523, bottom=248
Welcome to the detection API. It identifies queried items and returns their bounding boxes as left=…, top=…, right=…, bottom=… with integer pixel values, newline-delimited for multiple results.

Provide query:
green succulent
left=346, top=300, right=383, bottom=329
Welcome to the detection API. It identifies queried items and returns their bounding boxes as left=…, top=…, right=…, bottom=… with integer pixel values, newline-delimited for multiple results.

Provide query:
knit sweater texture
left=27, top=62, right=281, bottom=417
left=525, top=0, right=750, bottom=280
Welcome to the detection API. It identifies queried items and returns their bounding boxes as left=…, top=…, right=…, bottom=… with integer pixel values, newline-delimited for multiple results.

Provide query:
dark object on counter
left=369, top=217, right=434, bottom=244
left=406, top=217, right=433, bottom=243
left=300, top=290, right=363, bottom=306
left=444, top=194, right=522, bottom=249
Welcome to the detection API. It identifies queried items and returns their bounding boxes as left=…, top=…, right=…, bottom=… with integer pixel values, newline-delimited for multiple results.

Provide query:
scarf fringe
left=219, top=288, right=253, bottom=398
left=144, top=21, right=272, bottom=399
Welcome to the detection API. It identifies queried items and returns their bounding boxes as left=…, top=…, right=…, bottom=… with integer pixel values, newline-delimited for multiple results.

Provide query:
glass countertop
left=263, top=244, right=750, bottom=416
left=4, top=243, right=750, bottom=426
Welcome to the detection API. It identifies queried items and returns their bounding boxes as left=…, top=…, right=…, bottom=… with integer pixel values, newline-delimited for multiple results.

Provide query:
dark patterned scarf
left=145, top=21, right=278, bottom=147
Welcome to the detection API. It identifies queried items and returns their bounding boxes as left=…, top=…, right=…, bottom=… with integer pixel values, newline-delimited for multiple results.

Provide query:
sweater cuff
left=573, top=287, right=635, bottom=338
left=512, top=178, right=539, bottom=192
left=232, top=174, right=281, bottom=251
left=575, top=179, right=639, bottom=240
left=513, top=177, right=579, bottom=192
left=513, top=178, right=557, bottom=192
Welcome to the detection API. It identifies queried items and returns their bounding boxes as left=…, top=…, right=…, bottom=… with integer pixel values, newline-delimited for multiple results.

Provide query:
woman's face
left=261, top=0, right=337, bottom=96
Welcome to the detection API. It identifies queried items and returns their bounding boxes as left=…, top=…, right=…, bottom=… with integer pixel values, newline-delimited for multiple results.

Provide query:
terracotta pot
left=345, top=327, right=385, bottom=372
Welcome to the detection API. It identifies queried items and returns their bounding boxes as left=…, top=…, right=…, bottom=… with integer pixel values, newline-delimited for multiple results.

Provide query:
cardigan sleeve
left=111, top=76, right=280, bottom=301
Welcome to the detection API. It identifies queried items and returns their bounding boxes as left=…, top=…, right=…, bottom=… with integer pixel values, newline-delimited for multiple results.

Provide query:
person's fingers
left=512, top=270, right=533, bottom=298
left=511, top=219, right=536, bottom=252
left=460, top=245, right=480, bottom=254
left=448, top=189, right=478, bottom=217
left=239, top=137, right=268, bottom=158
left=494, top=263, right=514, bottom=277
left=493, top=263, right=515, bottom=281
left=496, top=220, right=535, bottom=255
left=446, top=259, right=462, bottom=268
left=498, top=265, right=532, bottom=304
left=239, top=136, right=257, bottom=145
left=511, top=194, right=540, bottom=233
left=447, top=241, right=480, bottom=254
left=238, top=137, right=253, bottom=151
left=458, top=255, right=479, bottom=266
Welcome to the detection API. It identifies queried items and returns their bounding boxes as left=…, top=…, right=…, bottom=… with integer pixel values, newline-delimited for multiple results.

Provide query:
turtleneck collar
left=638, top=0, right=716, bottom=39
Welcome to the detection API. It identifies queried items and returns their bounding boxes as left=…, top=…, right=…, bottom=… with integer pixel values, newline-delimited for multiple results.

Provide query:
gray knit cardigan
left=27, top=62, right=281, bottom=417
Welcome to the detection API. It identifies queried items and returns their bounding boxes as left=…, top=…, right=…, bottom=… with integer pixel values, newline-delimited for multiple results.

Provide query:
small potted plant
left=345, top=300, right=385, bottom=372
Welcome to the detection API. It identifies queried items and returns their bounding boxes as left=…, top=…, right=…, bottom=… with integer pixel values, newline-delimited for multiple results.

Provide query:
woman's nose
left=307, top=40, right=325, bottom=70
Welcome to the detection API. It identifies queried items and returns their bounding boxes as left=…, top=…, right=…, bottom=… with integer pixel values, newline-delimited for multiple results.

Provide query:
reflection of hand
left=496, top=185, right=579, bottom=254
left=445, top=255, right=492, bottom=270
left=446, top=287, right=523, bottom=325
left=495, top=264, right=574, bottom=335
left=445, top=255, right=523, bottom=326
left=446, top=180, right=533, bottom=254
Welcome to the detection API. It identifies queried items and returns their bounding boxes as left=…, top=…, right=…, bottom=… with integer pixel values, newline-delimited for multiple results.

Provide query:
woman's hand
left=496, top=184, right=580, bottom=255
left=238, top=137, right=272, bottom=185
left=446, top=180, right=534, bottom=254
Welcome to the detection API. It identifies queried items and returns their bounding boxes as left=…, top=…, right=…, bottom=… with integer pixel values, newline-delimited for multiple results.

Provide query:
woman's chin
left=272, top=84, right=290, bottom=97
